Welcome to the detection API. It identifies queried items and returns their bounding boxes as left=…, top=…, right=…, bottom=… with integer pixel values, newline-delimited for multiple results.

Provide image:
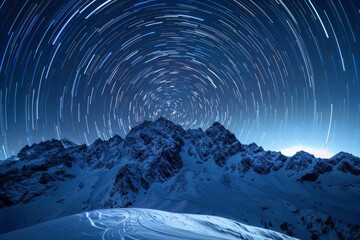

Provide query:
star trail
left=0, top=0, right=359, bottom=159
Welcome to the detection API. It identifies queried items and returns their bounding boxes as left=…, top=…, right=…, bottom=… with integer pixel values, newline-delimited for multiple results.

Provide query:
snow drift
left=0, top=208, right=296, bottom=240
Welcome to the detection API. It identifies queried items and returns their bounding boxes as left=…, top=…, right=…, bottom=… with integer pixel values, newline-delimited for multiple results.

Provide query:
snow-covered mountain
left=0, top=208, right=296, bottom=240
left=0, top=117, right=359, bottom=239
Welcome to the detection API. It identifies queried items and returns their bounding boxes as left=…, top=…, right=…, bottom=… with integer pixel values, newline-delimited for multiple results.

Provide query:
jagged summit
left=13, top=118, right=351, bottom=162
left=110, top=134, right=123, bottom=142
left=293, top=150, right=315, bottom=158
left=60, top=138, right=77, bottom=149
left=0, top=117, right=359, bottom=239
left=207, top=121, right=227, bottom=130
left=155, top=116, right=175, bottom=124
left=331, top=151, right=355, bottom=160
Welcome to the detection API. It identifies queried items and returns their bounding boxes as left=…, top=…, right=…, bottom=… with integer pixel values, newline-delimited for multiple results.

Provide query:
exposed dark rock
left=301, top=172, right=319, bottom=182
left=286, top=151, right=315, bottom=172
left=0, top=193, right=13, bottom=208
left=332, top=152, right=360, bottom=175
left=39, top=173, right=56, bottom=184
left=113, top=164, right=143, bottom=195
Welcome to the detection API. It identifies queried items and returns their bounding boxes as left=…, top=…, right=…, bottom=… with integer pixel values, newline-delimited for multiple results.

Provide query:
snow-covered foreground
left=0, top=208, right=296, bottom=240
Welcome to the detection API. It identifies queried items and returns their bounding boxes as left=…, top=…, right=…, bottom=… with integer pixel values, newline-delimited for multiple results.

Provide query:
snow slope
left=0, top=208, right=296, bottom=240
left=0, top=117, right=359, bottom=239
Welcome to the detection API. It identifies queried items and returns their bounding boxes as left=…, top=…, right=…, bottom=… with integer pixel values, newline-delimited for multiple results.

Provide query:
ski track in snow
left=0, top=208, right=296, bottom=240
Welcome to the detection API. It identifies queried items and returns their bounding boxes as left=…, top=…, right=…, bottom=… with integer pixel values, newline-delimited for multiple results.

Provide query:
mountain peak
left=60, top=138, right=77, bottom=149
left=331, top=151, right=354, bottom=160
left=109, top=134, right=123, bottom=142
left=126, top=117, right=183, bottom=138
left=205, top=121, right=238, bottom=144
left=154, top=117, right=180, bottom=129
left=294, top=150, right=315, bottom=158
left=207, top=121, right=227, bottom=131
left=92, top=138, right=104, bottom=146
left=155, top=116, right=170, bottom=123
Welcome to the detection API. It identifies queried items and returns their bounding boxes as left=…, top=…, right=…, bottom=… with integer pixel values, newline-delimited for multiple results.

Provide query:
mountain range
left=0, top=117, right=359, bottom=239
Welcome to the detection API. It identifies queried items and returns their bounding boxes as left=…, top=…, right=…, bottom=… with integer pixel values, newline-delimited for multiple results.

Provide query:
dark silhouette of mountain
left=0, top=118, right=359, bottom=239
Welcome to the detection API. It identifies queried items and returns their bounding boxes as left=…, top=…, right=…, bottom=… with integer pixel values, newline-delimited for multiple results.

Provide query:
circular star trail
left=0, top=0, right=359, bottom=159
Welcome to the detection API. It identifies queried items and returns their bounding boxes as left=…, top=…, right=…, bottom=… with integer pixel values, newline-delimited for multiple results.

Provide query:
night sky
left=0, top=0, right=359, bottom=160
